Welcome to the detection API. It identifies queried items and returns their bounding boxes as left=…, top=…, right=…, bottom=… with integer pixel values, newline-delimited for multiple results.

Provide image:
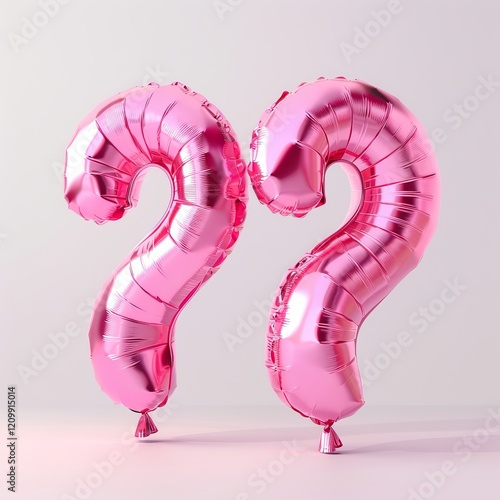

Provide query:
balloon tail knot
left=319, top=424, right=342, bottom=454
left=135, top=411, right=158, bottom=438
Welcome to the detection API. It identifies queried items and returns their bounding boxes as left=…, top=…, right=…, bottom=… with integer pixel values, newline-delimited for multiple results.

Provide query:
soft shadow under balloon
left=139, top=426, right=315, bottom=445
left=138, top=419, right=500, bottom=455
left=343, top=435, right=500, bottom=454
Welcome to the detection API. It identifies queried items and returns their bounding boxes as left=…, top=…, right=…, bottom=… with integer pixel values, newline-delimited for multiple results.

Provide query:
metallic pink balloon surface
left=249, top=77, right=440, bottom=453
left=64, top=82, right=247, bottom=436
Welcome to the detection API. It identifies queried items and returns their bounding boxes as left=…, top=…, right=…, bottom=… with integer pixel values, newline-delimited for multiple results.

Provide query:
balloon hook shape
left=249, top=77, right=440, bottom=452
left=64, top=82, right=247, bottom=435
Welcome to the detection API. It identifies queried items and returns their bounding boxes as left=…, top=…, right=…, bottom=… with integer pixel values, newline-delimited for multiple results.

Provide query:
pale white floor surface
left=11, top=405, right=500, bottom=500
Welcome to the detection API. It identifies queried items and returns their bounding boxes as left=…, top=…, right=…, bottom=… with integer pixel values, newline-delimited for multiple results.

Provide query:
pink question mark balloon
left=249, top=77, right=440, bottom=453
left=64, top=82, right=247, bottom=437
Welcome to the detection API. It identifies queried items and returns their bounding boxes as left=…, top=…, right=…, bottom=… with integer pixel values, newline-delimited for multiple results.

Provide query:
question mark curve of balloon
left=64, top=82, right=247, bottom=437
left=249, top=77, right=440, bottom=453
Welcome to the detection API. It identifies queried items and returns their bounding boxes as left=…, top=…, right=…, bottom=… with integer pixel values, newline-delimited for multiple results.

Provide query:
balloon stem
left=135, top=411, right=158, bottom=438
left=319, top=424, right=342, bottom=454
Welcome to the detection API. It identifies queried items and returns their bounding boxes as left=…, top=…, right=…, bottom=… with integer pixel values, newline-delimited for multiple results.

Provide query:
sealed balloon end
left=135, top=412, right=158, bottom=438
left=319, top=425, right=342, bottom=454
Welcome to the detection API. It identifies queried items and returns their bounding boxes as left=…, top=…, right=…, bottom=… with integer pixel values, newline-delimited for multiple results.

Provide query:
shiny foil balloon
left=249, top=77, right=440, bottom=453
left=64, top=82, right=246, bottom=437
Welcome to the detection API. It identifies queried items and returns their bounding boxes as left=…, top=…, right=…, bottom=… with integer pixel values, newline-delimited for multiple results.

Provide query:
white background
left=1, top=1, right=499, bottom=499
